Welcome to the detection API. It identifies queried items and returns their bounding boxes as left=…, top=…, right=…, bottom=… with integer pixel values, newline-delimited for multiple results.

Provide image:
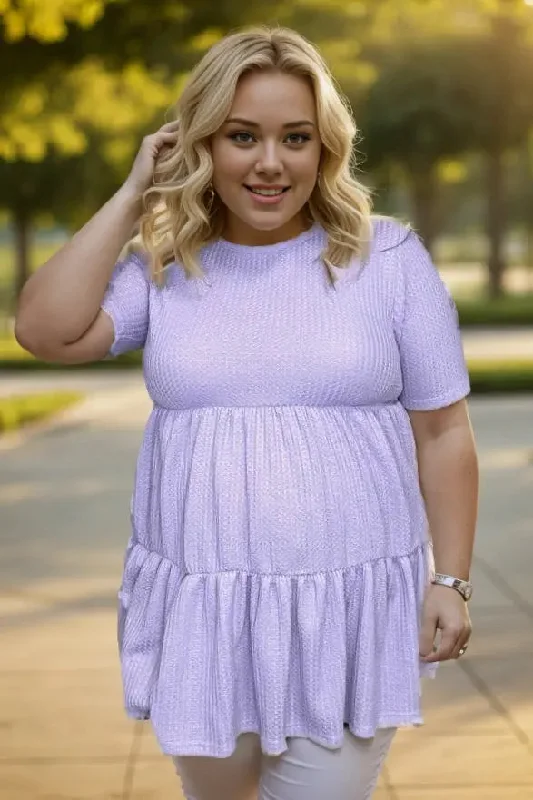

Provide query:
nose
left=255, top=140, right=283, bottom=176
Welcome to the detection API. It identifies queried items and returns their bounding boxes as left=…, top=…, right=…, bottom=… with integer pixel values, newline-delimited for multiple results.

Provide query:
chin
left=247, top=217, right=290, bottom=232
left=222, top=195, right=310, bottom=242
left=246, top=207, right=304, bottom=229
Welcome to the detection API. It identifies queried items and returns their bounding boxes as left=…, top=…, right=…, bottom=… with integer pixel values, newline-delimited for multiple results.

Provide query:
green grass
left=0, top=390, right=84, bottom=433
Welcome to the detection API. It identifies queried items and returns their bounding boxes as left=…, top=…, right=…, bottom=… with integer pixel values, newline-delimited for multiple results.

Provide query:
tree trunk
left=13, top=207, right=31, bottom=303
left=527, top=225, right=533, bottom=294
left=486, top=148, right=506, bottom=299
left=409, top=166, right=439, bottom=258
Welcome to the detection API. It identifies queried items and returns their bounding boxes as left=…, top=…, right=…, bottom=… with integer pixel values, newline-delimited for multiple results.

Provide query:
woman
left=15, top=26, right=478, bottom=800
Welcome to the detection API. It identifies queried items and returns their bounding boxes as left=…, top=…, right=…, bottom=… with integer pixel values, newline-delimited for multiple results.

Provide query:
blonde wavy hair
left=140, top=26, right=373, bottom=285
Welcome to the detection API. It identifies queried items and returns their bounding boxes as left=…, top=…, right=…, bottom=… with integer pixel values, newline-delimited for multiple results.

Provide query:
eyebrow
left=225, top=117, right=315, bottom=128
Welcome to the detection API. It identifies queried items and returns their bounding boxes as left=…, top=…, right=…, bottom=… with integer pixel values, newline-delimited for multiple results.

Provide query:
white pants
left=173, top=727, right=396, bottom=800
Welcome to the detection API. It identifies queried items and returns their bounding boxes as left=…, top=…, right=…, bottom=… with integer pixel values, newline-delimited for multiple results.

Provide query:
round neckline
left=214, top=223, right=322, bottom=256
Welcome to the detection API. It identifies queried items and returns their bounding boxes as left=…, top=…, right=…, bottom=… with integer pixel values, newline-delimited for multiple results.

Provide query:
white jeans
left=173, top=727, right=396, bottom=800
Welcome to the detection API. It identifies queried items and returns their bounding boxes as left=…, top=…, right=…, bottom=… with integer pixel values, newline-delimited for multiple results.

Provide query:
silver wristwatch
left=432, top=573, right=473, bottom=602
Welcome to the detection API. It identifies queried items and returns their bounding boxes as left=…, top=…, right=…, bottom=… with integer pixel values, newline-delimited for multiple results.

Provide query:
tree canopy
left=2, top=0, right=533, bottom=299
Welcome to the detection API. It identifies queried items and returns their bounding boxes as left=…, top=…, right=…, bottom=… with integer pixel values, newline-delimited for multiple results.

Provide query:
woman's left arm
left=409, top=398, right=479, bottom=662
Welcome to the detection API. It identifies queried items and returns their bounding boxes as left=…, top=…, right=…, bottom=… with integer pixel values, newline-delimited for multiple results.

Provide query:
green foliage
left=1, top=0, right=533, bottom=298
left=0, top=0, right=110, bottom=43
left=359, top=37, right=476, bottom=172
left=456, top=293, right=533, bottom=326
left=358, top=16, right=533, bottom=171
left=0, top=0, right=295, bottom=224
left=468, top=359, right=533, bottom=393
left=458, top=15, right=533, bottom=154
left=0, top=390, right=83, bottom=433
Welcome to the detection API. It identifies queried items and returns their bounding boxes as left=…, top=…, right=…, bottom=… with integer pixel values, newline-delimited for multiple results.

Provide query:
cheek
left=212, top=142, right=248, bottom=186
left=293, top=158, right=320, bottom=187
left=292, top=145, right=321, bottom=183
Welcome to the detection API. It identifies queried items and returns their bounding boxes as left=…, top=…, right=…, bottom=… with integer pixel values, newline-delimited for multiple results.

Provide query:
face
left=211, top=71, right=322, bottom=246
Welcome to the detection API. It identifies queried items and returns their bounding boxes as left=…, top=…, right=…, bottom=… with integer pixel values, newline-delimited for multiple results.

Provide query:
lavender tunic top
left=101, top=217, right=470, bottom=757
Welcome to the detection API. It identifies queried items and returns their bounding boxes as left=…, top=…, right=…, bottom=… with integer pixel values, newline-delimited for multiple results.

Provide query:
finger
left=146, top=132, right=178, bottom=156
left=156, top=135, right=179, bottom=159
left=152, top=131, right=179, bottom=143
left=419, top=614, right=438, bottom=659
left=156, top=132, right=179, bottom=146
left=452, top=641, right=469, bottom=660
left=451, top=628, right=472, bottom=660
left=160, top=120, right=180, bottom=131
left=426, top=626, right=462, bottom=663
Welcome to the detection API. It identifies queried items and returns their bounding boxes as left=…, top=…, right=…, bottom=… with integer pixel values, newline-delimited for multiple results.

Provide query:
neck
left=222, top=214, right=311, bottom=247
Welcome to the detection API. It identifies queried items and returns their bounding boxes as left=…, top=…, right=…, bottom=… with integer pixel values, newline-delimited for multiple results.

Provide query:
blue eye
left=286, top=133, right=311, bottom=145
left=228, top=131, right=311, bottom=146
left=229, top=132, right=255, bottom=144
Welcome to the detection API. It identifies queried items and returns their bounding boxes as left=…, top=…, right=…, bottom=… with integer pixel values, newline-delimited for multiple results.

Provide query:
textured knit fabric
left=101, top=217, right=470, bottom=758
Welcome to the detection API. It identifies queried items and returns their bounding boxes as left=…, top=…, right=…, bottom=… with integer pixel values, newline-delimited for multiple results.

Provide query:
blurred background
left=1, top=0, right=533, bottom=375
left=0, top=1, right=532, bottom=799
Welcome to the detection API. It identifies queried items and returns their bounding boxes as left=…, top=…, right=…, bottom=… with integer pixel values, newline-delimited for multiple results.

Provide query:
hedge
left=456, top=293, right=533, bottom=327
left=467, top=360, right=533, bottom=394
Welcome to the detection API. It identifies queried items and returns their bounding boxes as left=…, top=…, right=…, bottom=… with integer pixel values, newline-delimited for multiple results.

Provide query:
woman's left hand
left=419, top=584, right=472, bottom=662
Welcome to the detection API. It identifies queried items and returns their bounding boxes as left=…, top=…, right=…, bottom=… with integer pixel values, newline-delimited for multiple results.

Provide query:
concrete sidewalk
left=0, top=385, right=532, bottom=798
left=461, top=327, right=533, bottom=361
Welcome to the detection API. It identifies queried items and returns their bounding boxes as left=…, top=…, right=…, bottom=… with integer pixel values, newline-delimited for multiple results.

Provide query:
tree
left=508, top=132, right=533, bottom=280
left=0, top=0, right=291, bottom=304
left=356, top=2, right=533, bottom=294
left=459, top=8, right=533, bottom=296
left=6, top=0, right=530, bottom=302
left=0, top=59, right=182, bottom=310
left=357, top=37, right=478, bottom=255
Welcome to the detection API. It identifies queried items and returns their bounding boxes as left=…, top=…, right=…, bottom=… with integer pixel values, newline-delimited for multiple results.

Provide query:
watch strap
left=432, top=573, right=473, bottom=601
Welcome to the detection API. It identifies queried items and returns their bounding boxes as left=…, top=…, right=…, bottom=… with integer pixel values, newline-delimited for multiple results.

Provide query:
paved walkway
left=460, top=327, right=533, bottom=361
left=0, top=379, right=532, bottom=798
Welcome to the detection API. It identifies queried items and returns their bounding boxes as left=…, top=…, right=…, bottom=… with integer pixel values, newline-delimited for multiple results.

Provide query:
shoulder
left=368, top=215, right=414, bottom=255
left=118, top=236, right=150, bottom=268
left=113, top=243, right=152, bottom=283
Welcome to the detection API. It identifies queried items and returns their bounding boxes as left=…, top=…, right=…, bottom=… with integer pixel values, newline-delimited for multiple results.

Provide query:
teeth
left=250, top=188, right=285, bottom=196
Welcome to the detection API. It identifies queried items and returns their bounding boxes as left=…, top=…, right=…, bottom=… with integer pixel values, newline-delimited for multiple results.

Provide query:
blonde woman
left=15, top=27, right=478, bottom=800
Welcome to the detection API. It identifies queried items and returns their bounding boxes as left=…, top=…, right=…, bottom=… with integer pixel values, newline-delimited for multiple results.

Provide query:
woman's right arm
left=14, top=121, right=178, bottom=364
left=15, top=186, right=142, bottom=363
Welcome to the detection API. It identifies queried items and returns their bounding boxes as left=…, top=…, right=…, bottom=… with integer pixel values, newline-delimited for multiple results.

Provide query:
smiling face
left=210, top=70, right=322, bottom=246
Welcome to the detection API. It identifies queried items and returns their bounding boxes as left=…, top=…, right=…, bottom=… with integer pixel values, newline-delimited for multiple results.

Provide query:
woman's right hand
left=122, top=120, right=180, bottom=199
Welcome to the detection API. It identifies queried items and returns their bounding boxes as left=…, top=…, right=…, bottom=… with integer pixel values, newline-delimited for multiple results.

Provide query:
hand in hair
left=123, top=121, right=180, bottom=199
left=13, top=123, right=179, bottom=364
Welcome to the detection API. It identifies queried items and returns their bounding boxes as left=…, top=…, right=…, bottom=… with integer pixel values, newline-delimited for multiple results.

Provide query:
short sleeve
left=394, top=231, right=470, bottom=410
left=100, top=252, right=150, bottom=357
